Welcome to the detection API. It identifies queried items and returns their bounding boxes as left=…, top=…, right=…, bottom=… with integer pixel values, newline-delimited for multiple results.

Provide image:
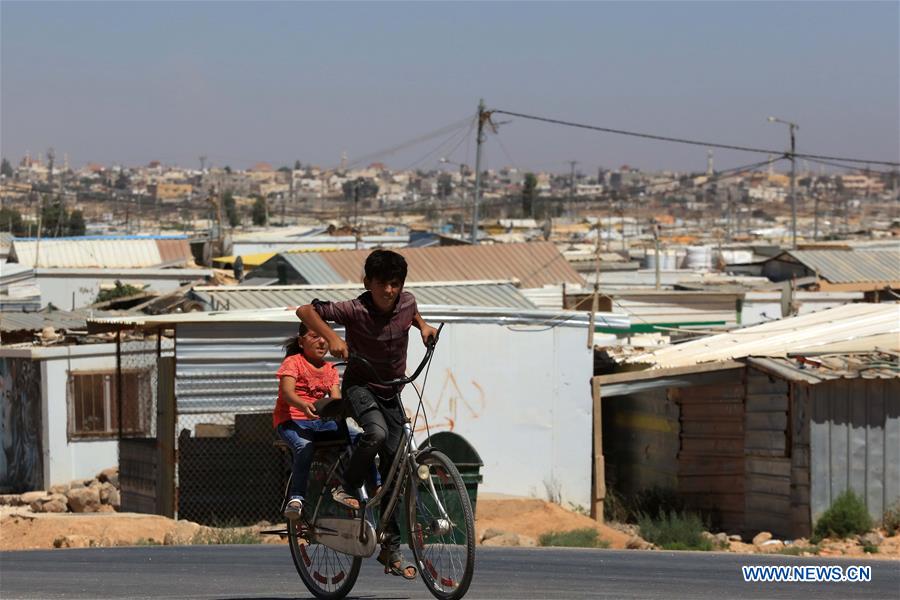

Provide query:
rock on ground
left=752, top=531, right=773, bottom=546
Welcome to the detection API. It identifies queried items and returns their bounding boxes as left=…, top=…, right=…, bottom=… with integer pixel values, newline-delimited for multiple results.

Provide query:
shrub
left=883, top=500, right=900, bottom=536
left=538, top=528, right=610, bottom=548
left=813, top=490, right=872, bottom=541
left=638, top=510, right=712, bottom=551
left=603, top=486, right=685, bottom=524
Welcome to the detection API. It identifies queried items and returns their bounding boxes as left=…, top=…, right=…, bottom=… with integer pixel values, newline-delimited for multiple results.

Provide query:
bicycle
left=274, top=323, right=476, bottom=600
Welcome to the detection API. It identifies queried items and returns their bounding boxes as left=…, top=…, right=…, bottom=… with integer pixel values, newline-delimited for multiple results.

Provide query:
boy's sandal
left=330, top=487, right=360, bottom=510
left=376, top=549, right=417, bottom=580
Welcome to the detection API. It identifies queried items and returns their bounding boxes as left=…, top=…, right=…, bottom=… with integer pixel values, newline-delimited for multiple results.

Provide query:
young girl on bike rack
left=273, top=323, right=342, bottom=521
left=297, top=249, right=438, bottom=580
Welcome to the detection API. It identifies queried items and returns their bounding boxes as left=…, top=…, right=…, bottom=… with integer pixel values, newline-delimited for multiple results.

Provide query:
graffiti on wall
left=412, top=369, right=485, bottom=433
left=0, top=358, right=43, bottom=492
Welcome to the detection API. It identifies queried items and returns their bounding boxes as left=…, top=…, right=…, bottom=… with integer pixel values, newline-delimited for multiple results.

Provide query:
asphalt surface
left=1, top=545, right=898, bottom=599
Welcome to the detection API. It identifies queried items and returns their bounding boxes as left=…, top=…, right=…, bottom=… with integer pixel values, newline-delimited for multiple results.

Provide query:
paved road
left=1, top=545, right=897, bottom=599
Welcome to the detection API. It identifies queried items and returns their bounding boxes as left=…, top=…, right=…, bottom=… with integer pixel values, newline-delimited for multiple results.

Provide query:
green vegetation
left=522, top=172, right=537, bottom=218
left=813, top=490, right=872, bottom=541
left=0, top=206, right=26, bottom=235
left=883, top=500, right=900, bottom=536
left=134, top=538, right=162, bottom=546
left=1, top=157, right=13, bottom=178
left=862, top=543, right=878, bottom=554
left=95, top=281, right=145, bottom=303
left=638, top=511, right=712, bottom=551
left=538, top=528, right=610, bottom=549
left=191, top=525, right=261, bottom=545
left=251, top=196, right=267, bottom=226
left=604, top=486, right=685, bottom=524
left=223, top=191, right=240, bottom=228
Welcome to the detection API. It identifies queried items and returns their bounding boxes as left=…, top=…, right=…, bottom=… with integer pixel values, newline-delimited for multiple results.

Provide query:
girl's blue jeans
left=277, top=419, right=339, bottom=500
left=276, top=419, right=380, bottom=501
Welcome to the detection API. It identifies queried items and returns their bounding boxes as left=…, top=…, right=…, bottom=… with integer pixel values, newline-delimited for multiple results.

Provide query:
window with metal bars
left=67, top=369, right=151, bottom=439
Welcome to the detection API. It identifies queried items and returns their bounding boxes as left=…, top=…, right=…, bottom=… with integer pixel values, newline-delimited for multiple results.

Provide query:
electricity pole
left=768, top=116, right=798, bottom=248
left=472, top=99, right=486, bottom=244
left=567, top=160, right=578, bottom=219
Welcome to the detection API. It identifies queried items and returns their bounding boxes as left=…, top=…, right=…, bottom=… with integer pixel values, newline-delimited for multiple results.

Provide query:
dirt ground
left=1, top=496, right=628, bottom=551
left=3, top=498, right=897, bottom=558
left=475, top=494, right=631, bottom=549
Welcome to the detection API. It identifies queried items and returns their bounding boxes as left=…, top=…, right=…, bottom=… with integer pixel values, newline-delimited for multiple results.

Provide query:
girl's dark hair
left=364, top=249, right=407, bottom=283
left=283, top=323, right=310, bottom=357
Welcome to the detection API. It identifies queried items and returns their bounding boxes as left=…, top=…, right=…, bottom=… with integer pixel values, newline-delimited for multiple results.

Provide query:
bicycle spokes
left=407, top=451, right=475, bottom=600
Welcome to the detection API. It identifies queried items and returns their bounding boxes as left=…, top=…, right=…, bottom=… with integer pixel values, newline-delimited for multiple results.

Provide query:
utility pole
left=768, top=116, right=798, bottom=248
left=353, top=180, right=360, bottom=250
left=472, top=99, right=486, bottom=244
left=726, top=187, right=733, bottom=243
left=567, top=160, right=578, bottom=219
left=813, top=192, right=819, bottom=240
left=199, top=155, right=207, bottom=172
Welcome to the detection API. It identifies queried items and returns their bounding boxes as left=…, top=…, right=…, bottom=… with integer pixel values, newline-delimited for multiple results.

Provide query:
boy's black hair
left=282, top=323, right=310, bottom=358
left=364, top=249, right=407, bottom=283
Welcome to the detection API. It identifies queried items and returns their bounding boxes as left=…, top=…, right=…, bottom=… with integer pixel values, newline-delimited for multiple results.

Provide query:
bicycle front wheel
left=288, top=448, right=361, bottom=600
left=406, top=449, right=475, bottom=600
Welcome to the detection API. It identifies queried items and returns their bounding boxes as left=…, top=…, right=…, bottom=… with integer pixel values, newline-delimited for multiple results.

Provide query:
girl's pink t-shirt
left=273, top=353, right=339, bottom=427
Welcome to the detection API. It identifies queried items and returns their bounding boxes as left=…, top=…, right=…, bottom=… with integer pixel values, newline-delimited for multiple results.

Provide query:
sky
left=2, top=1, right=898, bottom=174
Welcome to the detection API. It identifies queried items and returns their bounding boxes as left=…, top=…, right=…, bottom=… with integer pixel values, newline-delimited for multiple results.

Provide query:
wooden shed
left=592, top=353, right=900, bottom=539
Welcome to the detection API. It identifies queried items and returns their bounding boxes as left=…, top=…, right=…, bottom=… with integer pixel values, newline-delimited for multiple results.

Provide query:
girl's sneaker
left=284, top=497, right=303, bottom=521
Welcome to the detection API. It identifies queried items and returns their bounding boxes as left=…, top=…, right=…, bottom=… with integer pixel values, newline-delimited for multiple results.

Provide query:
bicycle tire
left=406, top=449, right=476, bottom=600
left=288, top=449, right=361, bottom=600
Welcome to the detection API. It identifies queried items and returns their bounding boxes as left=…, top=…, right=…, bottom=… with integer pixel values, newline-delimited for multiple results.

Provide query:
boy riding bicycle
left=297, top=249, right=438, bottom=580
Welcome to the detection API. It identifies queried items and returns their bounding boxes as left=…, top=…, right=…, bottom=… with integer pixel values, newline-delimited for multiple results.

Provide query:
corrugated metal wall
left=175, top=322, right=301, bottom=414
left=809, top=378, right=900, bottom=525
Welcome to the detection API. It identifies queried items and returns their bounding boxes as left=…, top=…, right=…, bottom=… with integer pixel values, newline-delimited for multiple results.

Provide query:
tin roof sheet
left=192, top=281, right=536, bottom=311
left=628, top=303, right=900, bottom=368
left=317, top=242, right=584, bottom=289
left=11, top=237, right=194, bottom=268
left=785, top=250, right=900, bottom=284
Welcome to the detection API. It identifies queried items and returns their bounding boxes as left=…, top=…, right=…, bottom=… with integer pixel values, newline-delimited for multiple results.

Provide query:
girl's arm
left=279, top=376, right=317, bottom=419
left=329, top=384, right=341, bottom=400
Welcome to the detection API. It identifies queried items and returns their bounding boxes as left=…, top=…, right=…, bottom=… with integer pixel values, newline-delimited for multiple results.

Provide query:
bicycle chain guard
left=313, top=517, right=377, bottom=557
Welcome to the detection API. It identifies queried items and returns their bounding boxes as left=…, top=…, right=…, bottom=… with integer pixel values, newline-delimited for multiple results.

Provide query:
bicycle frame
left=307, top=396, right=453, bottom=551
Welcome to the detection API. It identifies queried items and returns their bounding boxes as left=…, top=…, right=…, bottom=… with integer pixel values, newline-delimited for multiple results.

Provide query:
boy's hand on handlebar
left=329, top=338, right=349, bottom=359
left=420, top=324, right=439, bottom=346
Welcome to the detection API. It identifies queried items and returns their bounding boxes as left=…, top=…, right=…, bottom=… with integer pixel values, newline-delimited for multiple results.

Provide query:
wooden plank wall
left=744, top=369, right=792, bottom=537
left=790, top=382, right=812, bottom=538
left=672, top=380, right=746, bottom=533
left=602, top=388, right=679, bottom=498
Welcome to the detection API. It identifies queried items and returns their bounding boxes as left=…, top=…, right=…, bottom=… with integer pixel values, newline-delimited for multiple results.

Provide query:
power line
left=342, top=115, right=475, bottom=170
left=802, top=156, right=896, bottom=175
left=491, top=108, right=900, bottom=167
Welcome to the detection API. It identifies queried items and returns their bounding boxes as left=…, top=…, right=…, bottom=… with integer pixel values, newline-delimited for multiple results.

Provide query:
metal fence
left=117, top=337, right=174, bottom=515
left=174, top=322, right=295, bottom=526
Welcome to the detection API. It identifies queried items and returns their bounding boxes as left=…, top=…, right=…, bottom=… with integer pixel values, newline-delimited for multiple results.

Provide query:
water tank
left=683, top=246, right=712, bottom=270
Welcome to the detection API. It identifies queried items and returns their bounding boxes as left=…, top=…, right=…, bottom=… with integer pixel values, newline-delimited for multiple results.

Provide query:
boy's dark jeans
left=342, top=384, right=406, bottom=552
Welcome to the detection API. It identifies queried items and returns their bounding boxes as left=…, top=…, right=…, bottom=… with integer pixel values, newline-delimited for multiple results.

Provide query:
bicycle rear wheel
left=406, top=449, right=475, bottom=600
left=288, top=447, right=361, bottom=600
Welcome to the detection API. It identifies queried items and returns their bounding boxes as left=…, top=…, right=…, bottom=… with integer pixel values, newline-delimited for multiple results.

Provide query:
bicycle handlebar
left=335, top=322, right=444, bottom=387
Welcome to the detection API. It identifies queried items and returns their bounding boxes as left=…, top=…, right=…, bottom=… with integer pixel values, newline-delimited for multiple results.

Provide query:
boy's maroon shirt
left=312, top=290, right=418, bottom=395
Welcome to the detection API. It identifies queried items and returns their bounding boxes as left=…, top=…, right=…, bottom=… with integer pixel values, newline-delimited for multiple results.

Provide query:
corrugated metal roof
left=628, top=303, right=900, bottom=368
left=747, top=355, right=899, bottom=383
left=786, top=250, right=900, bottom=284
left=88, top=305, right=630, bottom=332
left=318, top=242, right=584, bottom=289
left=281, top=253, right=345, bottom=285
left=11, top=237, right=193, bottom=268
left=192, top=281, right=536, bottom=311
left=1, top=308, right=119, bottom=333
